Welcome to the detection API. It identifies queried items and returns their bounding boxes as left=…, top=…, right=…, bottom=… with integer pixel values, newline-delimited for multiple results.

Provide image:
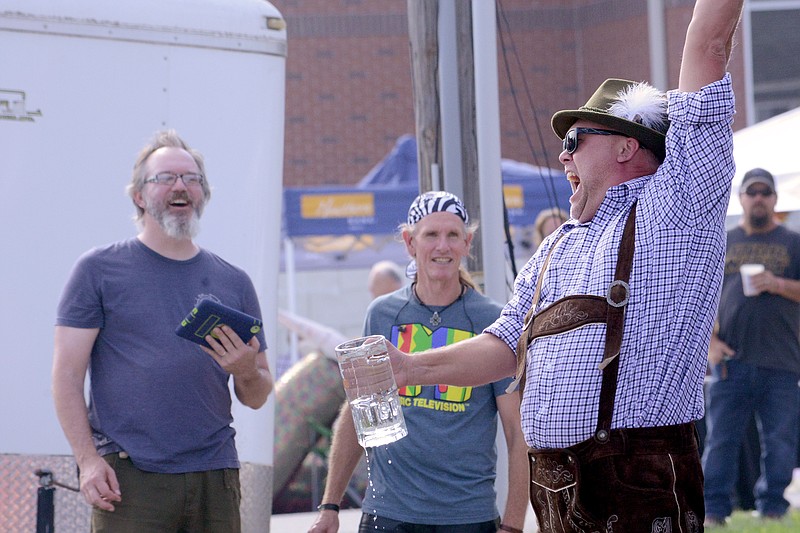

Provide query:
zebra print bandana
left=407, top=191, right=469, bottom=226
left=405, top=191, right=469, bottom=279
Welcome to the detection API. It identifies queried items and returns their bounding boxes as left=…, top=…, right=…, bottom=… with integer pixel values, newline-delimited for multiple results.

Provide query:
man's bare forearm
left=679, top=0, right=744, bottom=92
left=408, top=333, right=515, bottom=387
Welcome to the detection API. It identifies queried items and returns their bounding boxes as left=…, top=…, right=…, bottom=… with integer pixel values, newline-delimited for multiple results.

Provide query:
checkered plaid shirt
left=486, top=74, right=736, bottom=448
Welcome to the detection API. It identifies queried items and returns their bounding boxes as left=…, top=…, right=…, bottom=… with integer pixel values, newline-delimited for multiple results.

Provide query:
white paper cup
left=740, top=264, right=765, bottom=296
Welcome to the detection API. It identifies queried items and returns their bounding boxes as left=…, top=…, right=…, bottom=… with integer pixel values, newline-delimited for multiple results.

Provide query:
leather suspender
left=594, top=202, right=636, bottom=441
left=510, top=231, right=567, bottom=395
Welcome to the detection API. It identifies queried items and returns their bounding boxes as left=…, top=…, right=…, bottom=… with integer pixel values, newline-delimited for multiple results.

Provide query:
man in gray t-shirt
left=52, top=130, right=273, bottom=533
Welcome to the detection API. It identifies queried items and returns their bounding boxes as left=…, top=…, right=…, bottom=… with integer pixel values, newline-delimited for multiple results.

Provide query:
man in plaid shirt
left=387, top=1, right=744, bottom=530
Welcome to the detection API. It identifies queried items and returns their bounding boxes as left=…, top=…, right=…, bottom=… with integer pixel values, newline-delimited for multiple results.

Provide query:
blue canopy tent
left=282, top=135, right=571, bottom=269
left=279, top=136, right=571, bottom=377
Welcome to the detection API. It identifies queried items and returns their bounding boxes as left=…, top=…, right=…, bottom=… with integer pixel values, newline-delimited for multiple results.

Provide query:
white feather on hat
left=608, top=82, right=668, bottom=134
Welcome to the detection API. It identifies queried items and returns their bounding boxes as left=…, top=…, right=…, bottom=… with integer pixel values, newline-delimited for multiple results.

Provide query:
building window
left=747, top=1, right=800, bottom=123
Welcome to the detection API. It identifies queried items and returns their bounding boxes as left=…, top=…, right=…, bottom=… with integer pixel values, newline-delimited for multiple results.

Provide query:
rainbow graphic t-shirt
left=359, top=284, right=508, bottom=522
left=391, top=323, right=474, bottom=402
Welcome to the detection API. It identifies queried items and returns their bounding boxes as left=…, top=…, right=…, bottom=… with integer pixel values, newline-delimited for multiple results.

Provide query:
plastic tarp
left=729, top=106, right=800, bottom=216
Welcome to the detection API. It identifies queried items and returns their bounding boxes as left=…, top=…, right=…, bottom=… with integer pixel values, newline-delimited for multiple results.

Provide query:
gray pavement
left=270, top=509, right=362, bottom=533
left=270, top=508, right=540, bottom=533
left=271, top=468, right=800, bottom=532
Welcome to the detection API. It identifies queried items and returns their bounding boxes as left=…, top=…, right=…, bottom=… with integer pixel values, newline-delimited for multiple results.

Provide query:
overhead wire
left=495, top=0, right=567, bottom=287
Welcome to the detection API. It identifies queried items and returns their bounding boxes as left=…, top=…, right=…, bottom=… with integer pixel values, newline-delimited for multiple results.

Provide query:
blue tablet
left=175, top=299, right=262, bottom=348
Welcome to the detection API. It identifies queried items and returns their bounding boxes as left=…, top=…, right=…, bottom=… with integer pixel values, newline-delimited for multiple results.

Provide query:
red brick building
left=273, top=0, right=751, bottom=189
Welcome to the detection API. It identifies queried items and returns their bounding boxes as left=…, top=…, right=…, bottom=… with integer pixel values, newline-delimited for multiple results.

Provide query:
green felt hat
left=551, top=78, right=669, bottom=161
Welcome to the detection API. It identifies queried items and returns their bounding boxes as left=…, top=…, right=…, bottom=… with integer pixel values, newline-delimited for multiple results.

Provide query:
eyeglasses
left=144, top=172, right=205, bottom=187
left=743, top=188, right=774, bottom=198
left=563, top=127, right=627, bottom=154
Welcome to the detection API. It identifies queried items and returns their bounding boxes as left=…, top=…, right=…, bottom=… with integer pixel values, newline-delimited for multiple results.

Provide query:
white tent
left=728, top=106, right=800, bottom=216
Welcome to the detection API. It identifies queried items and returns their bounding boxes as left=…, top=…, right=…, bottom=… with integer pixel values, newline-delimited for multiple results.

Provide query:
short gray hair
left=126, top=130, right=212, bottom=221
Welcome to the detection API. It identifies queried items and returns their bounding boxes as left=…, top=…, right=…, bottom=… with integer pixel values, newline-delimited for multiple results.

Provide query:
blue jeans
left=702, top=359, right=800, bottom=518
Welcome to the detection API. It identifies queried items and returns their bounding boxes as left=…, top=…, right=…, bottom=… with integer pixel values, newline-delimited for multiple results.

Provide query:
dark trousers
left=358, top=513, right=500, bottom=533
left=529, top=423, right=704, bottom=533
left=92, top=453, right=241, bottom=533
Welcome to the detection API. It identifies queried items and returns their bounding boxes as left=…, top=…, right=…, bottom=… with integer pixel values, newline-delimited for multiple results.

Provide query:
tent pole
left=284, top=237, right=299, bottom=366
left=472, top=0, right=506, bottom=304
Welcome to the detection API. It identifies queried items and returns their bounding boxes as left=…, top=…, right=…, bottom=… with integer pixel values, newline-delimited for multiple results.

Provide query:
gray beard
left=145, top=201, right=202, bottom=239
left=160, top=211, right=200, bottom=239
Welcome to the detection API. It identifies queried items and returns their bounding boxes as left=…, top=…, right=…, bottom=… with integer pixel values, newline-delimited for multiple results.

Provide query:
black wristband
left=499, top=525, right=523, bottom=533
left=317, top=503, right=340, bottom=513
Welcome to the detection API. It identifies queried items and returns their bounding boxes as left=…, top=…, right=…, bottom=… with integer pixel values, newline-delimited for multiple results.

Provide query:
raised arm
left=678, top=0, right=744, bottom=92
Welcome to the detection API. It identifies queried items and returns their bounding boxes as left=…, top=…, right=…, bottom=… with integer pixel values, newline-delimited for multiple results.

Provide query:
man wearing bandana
left=309, top=192, right=529, bottom=533
left=384, top=1, right=744, bottom=531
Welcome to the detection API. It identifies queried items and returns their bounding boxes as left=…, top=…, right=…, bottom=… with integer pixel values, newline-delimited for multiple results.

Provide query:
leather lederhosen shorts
left=528, top=423, right=704, bottom=533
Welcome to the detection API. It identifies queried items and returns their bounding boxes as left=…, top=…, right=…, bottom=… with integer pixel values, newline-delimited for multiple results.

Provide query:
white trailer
left=0, top=1, right=286, bottom=530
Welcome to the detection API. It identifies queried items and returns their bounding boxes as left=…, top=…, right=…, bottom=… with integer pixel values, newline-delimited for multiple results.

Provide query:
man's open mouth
left=567, top=172, right=580, bottom=193
left=169, top=195, right=190, bottom=207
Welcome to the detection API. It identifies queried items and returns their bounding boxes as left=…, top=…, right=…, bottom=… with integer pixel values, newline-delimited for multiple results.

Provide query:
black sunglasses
left=563, top=127, right=627, bottom=154
left=743, top=188, right=775, bottom=198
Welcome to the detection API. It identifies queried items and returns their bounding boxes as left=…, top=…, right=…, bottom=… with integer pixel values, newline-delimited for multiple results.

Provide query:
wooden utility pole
left=453, top=2, right=482, bottom=275
left=407, top=0, right=440, bottom=193
left=407, top=0, right=483, bottom=275
left=406, top=1, right=511, bottom=513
